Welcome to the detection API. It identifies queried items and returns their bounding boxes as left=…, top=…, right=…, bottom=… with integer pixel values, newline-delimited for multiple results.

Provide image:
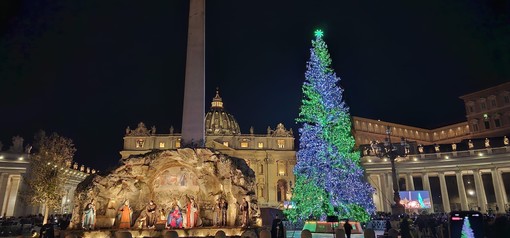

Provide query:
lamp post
left=370, top=126, right=410, bottom=215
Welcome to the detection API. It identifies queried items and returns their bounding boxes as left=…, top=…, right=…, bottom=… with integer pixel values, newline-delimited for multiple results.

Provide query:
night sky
left=0, top=0, right=509, bottom=171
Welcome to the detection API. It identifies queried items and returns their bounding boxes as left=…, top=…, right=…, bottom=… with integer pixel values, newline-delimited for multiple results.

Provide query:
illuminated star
left=314, top=29, right=324, bottom=38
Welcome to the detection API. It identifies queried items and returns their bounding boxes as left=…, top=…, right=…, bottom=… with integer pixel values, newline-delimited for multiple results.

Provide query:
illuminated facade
left=461, top=82, right=510, bottom=138
left=121, top=90, right=296, bottom=208
left=358, top=82, right=510, bottom=213
left=0, top=136, right=92, bottom=217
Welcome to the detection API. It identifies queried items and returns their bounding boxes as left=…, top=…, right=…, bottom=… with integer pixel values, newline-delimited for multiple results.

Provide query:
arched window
left=277, top=179, right=288, bottom=202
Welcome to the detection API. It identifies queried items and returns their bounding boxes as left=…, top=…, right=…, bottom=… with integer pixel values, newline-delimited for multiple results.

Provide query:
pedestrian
left=271, top=214, right=284, bottom=238
left=343, top=219, right=353, bottom=238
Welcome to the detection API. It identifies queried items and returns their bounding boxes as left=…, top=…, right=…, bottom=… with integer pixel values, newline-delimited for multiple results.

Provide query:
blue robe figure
left=167, top=206, right=183, bottom=228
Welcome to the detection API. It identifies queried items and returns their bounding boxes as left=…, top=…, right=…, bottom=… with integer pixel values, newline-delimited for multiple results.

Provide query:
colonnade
left=0, top=172, right=22, bottom=217
left=369, top=167, right=508, bottom=213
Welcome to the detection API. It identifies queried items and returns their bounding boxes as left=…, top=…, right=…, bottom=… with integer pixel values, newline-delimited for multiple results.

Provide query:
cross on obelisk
left=181, top=0, right=205, bottom=146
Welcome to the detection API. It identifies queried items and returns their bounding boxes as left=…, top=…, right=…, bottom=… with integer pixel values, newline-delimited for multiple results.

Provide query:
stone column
left=380, top=173, right=389, bottom=212
left=406, top=173, right=415, bottom=191
left=473, top=169, right=488, bottom=213
left=387, top=172, right=394, bottom=207
left=499, top=171, right=508, bottom=210
left=491, top=168, right=506, bottom=212
left=371, top=175, right=383, bottom=212
left=0, top=173, right=9, bottom=215
left=1, top=175, right=21, bottom=217
left=438, top=172, right=451, bottom=212
left=422, top=173, right=434, bottom=211
left=456, top=170, right=469, bottom=210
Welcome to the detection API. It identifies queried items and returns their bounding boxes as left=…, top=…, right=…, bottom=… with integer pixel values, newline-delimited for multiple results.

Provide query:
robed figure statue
left=82, top=199, right=96, bottom=230
left=213, top=198, right=221, bottom=227
left=167, top=205, right=183, bottom=228
left=118, top=200, right=133, bottom=229
left=186, top=197, right=199, bottom=228
left=240, top=198, right=249, bottom=227
left=146, top=200, right=157, bottom=228
left=220, top=198, right=228, bottom=227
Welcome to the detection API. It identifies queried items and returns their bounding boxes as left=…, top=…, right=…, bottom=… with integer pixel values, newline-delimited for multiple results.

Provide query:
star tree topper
left=314, top=29, right=324, bottom=38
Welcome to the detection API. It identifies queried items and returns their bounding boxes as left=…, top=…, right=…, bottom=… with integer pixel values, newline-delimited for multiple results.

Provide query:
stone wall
left=69, top=148, right=260, bottom=229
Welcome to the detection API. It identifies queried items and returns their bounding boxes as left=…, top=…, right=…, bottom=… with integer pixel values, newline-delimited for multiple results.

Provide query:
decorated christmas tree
left=418, top=192, right=426, bottom=208
left=284, top=29, right=375, bottom=222
left=461, top=216, right=475, bottom=238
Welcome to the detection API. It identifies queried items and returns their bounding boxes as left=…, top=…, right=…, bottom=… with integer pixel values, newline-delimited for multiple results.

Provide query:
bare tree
left=22, top=131, right=76, bottom=224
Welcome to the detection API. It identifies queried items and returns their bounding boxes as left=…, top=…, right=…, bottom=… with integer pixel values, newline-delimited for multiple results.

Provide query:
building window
left=136, top=139, right=145, bottom=148
left=240, top=142, right=249, bottom=148
left=258, top=142, right=264, bottom=148
left=491, top=99, right=497, bottom=107
left=484, top=121, right=490, bottom=129
left=481, top=102, right=486, bottom=110
left=469, top=106, right=474, bottom=113
left=159, top=142, right=165, bottom=148
left=495, top=118, right=501, bottom=128
left=472, top=124, right=479, bottom=132
left=505, top=95, right=510, bottom=104
left=176, top=140, right=181, bottom=148
left=277, top=140, right=285, bottom=148
left=223, top=141, right=229, bottom=147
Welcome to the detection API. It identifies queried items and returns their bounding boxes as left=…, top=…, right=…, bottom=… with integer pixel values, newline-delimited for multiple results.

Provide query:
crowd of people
left=370, top=211, right=510, bottom=238
left=0, top=213, right=71, bottom=237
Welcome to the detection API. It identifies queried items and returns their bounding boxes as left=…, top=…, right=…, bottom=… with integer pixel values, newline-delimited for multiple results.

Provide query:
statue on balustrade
left=505, top=136, right=509, bottom=146
left=418, top=144, right=424, bottom=153
left=451, top=143, right=457, bottom=151
left=82, top=199, right=96, bottom=230
left=117, top=200, right=133, bottom=229
left=468, top=140, right=474, bottom=149
left=485, top=138, right=491, bottom=148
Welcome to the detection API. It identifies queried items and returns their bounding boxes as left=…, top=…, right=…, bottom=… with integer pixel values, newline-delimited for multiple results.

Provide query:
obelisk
left=181, top=0, right=205, bottom=146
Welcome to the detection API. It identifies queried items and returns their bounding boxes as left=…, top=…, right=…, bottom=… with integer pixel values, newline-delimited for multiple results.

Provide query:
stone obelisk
left=181, top=0, right=205, bottom=146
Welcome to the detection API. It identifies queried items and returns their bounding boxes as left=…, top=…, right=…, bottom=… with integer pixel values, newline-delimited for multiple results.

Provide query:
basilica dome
left=205, top=90, right=241, bottom=135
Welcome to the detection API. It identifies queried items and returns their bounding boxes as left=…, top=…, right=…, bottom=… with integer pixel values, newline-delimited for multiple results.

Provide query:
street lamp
left=370, top=126, right=410, bottom=215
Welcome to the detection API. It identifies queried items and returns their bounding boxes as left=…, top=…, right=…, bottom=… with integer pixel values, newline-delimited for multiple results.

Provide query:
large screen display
left=398, top=190, right=431, bottom=209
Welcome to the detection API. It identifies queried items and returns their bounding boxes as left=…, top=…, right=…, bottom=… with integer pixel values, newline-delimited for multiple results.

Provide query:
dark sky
left=1, top=0, right=509, bottom=171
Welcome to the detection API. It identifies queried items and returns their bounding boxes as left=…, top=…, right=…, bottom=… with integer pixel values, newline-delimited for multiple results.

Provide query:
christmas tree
left=461, top=216, right=475, bottom=238
left=418, top=192, right=426, bottom=208
left=284, top=29, right=375, bottom=222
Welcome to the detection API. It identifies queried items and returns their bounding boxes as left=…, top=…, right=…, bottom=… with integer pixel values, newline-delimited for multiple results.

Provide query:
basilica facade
left=121, top=90, right=296, bottom=209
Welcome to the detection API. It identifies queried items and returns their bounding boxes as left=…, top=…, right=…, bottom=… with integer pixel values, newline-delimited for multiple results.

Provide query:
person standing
left=271, top=214, right=284, bottom=238
left=400, top=216, right=412, bottom=238
left=343, top=219, right=353, bottom=238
